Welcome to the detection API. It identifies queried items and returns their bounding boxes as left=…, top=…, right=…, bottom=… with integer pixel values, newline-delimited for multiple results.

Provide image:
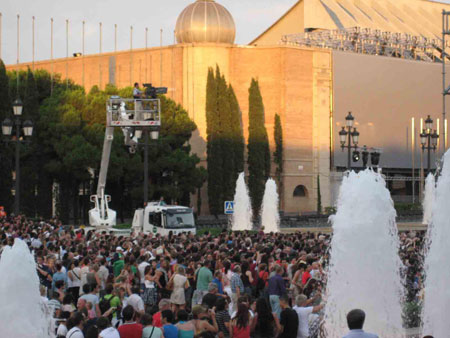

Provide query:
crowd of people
left=0, top=214, right=426, bottom=338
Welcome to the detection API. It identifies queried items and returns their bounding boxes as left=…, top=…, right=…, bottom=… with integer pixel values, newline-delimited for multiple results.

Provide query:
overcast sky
left=1, top=0, right=450, bottom=65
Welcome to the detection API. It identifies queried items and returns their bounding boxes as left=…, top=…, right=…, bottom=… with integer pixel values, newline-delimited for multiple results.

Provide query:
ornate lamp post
left=339, top=112, right=360, bottom=169
left=420, top=115, right=439, bottom=174
left=2, top=98, right=34, bottom=215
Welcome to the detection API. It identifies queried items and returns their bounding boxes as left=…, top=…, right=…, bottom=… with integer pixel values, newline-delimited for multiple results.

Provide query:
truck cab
left=132, top=201, right=196, bottom=236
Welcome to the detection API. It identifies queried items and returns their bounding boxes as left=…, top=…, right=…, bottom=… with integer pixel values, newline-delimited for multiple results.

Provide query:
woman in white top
left=169, top=266, right=189, bottom=312
left=68, top=260, right=82, bottom=301
left=79, top=258, right=90, bottom=295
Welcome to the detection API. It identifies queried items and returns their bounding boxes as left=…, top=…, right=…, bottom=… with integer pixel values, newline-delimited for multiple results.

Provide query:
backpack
left=99, top=295, right=112, bottom=316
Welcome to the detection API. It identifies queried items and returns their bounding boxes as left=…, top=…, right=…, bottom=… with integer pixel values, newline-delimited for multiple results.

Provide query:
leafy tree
left=20, top=68, right=40, bottom=217
left=3, top=68, right=205, bottom=222
left=153, top=95, right=206, bottom=205
left=273, top=113, right=283, bottom=208
left=247, top=78, right=270, bottom=218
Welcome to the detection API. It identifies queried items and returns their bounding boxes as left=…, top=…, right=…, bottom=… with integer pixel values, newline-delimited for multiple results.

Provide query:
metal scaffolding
left=281, top=27, right=447, bottom=63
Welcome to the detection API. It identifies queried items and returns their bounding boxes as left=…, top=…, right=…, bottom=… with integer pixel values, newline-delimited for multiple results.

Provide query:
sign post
left=224, top=201, right=234, bottom=215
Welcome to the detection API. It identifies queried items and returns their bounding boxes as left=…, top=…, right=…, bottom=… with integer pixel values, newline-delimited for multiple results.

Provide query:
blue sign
left=224, top=201, right=234, bottom=214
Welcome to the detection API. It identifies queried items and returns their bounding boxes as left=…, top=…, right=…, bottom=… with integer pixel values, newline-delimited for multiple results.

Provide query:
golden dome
left=175, top=0, right=236, bottom=44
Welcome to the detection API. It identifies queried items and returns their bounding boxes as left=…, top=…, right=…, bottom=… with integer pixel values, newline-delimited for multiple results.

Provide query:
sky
left=1, top=0, right=450, bottom=66
left=0, top=0, right=295, bottom=65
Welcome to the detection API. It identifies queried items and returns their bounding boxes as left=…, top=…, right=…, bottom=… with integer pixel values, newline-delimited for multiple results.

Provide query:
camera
left=143, top=83, right=168, bottom=99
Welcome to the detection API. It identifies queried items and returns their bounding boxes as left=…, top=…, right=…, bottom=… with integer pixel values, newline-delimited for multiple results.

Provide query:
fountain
left=422, top=150, right=450, bottom=338
left=422, top=173, right=435, bottom=225
left=0, top=239, right=54, bottom=338
left=261, top=178, right=280, bottom=233
left=232, top=172, right=253, bottom=231
left=323, top=170, right=404, bottom=337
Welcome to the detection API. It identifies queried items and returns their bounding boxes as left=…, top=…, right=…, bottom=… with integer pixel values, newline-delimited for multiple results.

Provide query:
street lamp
left=2, top=99, right=34, bottom=215
left=340, top=112, right=360, bottom=169
left=12, top=99, right=23, bottom=116
left=420, top=115, right=439, bottom=174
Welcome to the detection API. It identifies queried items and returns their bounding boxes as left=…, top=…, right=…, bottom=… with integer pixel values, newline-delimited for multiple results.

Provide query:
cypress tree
left=205, top=68, right=217, bottom=144
left=229, top=84, right=245, bottom=175
left=0, top=59, right=13, bottom=212
left=217, top=72, right=235, bottom=201
left=273, top=113, right=283, bottom=207
left=317, top=175, right=322, bottom=215
left=247, top=78, right=270, bottom=218
left=205, top=66, right=245, bottom=215
left=205, top=67, right=222, bottom=215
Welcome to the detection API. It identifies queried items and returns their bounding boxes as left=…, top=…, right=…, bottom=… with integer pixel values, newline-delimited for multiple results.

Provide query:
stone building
left=7, top=0, right=450, bottom=213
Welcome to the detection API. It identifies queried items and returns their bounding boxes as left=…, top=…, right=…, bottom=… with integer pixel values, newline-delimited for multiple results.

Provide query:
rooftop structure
left=175, top=0, right=236, bottom=44
left=251, top=0, right=450, bottom=46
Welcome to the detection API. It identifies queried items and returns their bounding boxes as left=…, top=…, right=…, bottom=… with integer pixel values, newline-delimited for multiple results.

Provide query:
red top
left=232, top=325, right=251, bottom=338
left=259, top=270, right=269, bottom=287
left=153, top=311, right=162, bottom=328
left=302, top=271, right=311, bottom=285
left=118, top=322, right=143, bottom=338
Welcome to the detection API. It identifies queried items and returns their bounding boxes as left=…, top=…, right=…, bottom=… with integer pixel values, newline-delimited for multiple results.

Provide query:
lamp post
left=339, top=112, right=360, bottom=169
left=2, top=98, right=34, bottom=215
left=420, top=115, right=439, bottom=174
left=133, top=126, right=160, bottom=206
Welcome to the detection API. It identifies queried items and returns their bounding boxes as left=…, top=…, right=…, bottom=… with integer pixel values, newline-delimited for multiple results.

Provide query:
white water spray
left=423, top=150, right=450, bottom=337
left=261, top=178, right=280, bottom=233
left=0, top=239, right=54, bottom=337
left=232, top=172, right=253, bottom=231
left=422, top=173, right=435, bottom=225
left=324, top=170, right=404, bottom=337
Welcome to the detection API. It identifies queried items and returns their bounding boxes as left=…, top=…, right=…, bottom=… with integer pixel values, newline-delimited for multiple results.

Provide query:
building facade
left=7, top=0, right=450, bottom=213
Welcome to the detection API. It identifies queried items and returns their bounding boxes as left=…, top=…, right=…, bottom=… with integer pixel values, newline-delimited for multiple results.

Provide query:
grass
left=114, top=223, right=132, bottom=229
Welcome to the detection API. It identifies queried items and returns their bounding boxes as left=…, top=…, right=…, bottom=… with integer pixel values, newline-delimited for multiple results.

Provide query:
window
left=165, top=212, right=195, bottom=229
left=293, top=185, right=308, bottom=197
left=149, top=212, right=162, bottom=227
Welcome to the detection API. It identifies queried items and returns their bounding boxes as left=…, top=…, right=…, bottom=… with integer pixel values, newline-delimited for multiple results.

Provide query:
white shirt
left=80, top=266, right=90, bottom=293
left=138, top=262, right=150, bottom=284
left=99, top=327, right=121, bottom=338
left=70, top=267, right=82, bottom=288
left=343, top=329, right=379, bottom=338
left=127, top=293, right=145, bottom=313
left=98, top=266, right=109, bottom=289
left=231, top=309, right=254, bottom=319
left=67, top=326, right=84, bottom=338
left=31, top=238, right=42, bottom=248
left=293, top=305, right=313, bottom=338
left=133, top=87, right=142, bottom=97
left=310, top=269, right=320, bottom=279
left=56, top=323, right=68, bottom=337
left=80, top=293, right=99, bottom=305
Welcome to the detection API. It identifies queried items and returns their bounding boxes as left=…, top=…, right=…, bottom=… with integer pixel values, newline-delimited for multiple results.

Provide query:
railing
left=106, top=98, right=161, bottom=127
left=281, top=27, right=447, bottom=63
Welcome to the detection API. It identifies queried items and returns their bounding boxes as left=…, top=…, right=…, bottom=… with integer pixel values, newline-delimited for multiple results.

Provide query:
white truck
left=132, top=202, right=196, bottom=236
